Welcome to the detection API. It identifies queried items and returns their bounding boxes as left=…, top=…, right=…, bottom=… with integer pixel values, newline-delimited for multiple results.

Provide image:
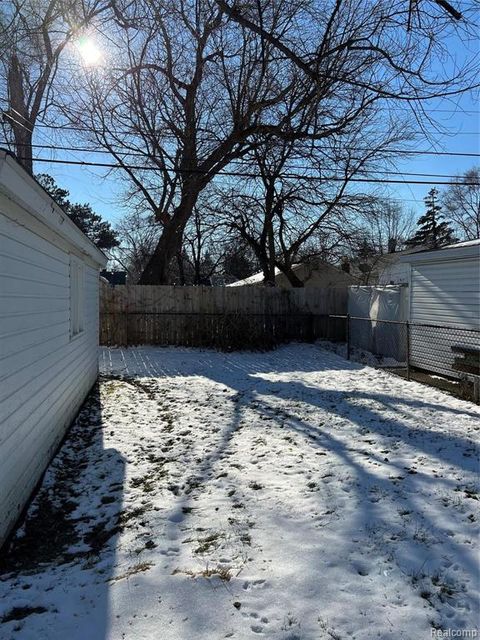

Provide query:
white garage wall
left=0, top=157, right=106, bottom=548
left=408, top=256, right=480, bottom=377
left=410, top=259, right=479, bottom=329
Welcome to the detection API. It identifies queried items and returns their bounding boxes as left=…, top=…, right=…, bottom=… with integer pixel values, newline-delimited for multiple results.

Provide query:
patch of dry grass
left=172, top=565, right=232, bottom=581
left=108, top=562, right=154, bottom=583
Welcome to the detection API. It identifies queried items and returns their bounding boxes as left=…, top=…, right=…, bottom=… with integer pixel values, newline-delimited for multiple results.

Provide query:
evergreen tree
left=36, top=174, right=119, bottom=250
left=406, top=188, right=456, bottom=249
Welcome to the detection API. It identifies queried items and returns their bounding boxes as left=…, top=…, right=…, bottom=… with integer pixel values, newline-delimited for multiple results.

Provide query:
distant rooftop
left=399, top=237, right=480, bottom=263
left=443, top=239, right=480, bottom=249
left=227, top=267, right=283, bottom=287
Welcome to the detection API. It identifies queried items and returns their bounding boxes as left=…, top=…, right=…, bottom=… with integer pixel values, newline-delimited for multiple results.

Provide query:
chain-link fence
left=327, top=315, right=480, bottom=404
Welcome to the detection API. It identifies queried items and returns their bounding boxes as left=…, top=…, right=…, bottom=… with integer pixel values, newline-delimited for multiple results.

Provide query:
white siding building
left=400, top=240, right=480, bottom=377
left=228, top=260, right=357, bottom=288
left=0, top=151, right=107, bottom=547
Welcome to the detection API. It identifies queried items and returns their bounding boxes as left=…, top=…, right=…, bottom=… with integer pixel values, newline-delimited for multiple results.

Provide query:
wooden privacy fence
left=100, top=285, right=348, bottom=349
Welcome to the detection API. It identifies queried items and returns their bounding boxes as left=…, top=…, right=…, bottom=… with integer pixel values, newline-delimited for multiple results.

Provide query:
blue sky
left=31, top=12, right=479, bottom=229
left=41, top=101, right=477, bottom=227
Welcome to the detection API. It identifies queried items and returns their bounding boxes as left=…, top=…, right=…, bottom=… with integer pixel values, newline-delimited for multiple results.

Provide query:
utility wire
left=1, top=98, right=477, bottom=115
left=38, top=160, right=432, bottom=204
left=29, top=156, right=480, bottom=185
left=2, top=112, right=479, bottom=157
left=2, top=133, right=479, bottom=161
left=4, top=141, right=476, bottom=180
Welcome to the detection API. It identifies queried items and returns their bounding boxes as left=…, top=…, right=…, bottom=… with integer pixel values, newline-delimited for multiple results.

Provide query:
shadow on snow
left=0, top=383, right=126, bottom=640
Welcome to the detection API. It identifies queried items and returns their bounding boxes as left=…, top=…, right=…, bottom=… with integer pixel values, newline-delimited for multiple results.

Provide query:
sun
left=77, top=37, right=102, bottom=66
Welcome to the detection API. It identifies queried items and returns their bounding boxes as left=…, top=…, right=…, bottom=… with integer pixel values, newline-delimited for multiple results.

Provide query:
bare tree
left=183, top=205, right=225, bottom=285
left=0, top=0, right=111, bottom=172
left=357, top=198, right=417, bottom=254
left=59, top=0, right=478, bottom=284
left=217, top=126, right=407, bottom=287
left=112, top=210, right=160, bottom=282
left=59, top=0, right=476, bottom=283
left=442, top=167, right=480, bottom=240
left=64, top=0, right=305, bottom=283
left=214, top=0, right=477, bottom=107
left=222, top=237, right=258, bottom=283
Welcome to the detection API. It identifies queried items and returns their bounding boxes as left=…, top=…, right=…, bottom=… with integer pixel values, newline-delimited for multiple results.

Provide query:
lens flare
left=77, top=37, right=102, bottom=66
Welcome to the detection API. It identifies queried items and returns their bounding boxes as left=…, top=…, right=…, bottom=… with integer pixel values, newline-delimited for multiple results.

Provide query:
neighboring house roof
left=378, top=246, right=426, bottom=261
left=0, top=149, right=107, bottom=267
left=442, top=239, right=480, bottom=249
left=399, top=238, right=480, bottom=264
left=350, top=246, right=427, bottom=284
left=228, top=266, right=283, bottom=287
left=228, top=260, right=357, bottom=287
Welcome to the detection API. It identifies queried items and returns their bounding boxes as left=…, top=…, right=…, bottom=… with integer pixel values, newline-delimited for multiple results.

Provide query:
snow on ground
left=317, top=340, right=403, bottom=368
left=1, top=344, right=479, bottom=640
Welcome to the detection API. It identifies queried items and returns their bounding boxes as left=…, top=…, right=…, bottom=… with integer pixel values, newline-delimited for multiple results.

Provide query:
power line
left=32, top=160, right=431, bottom=204
left=3, top=134, right=480, bottom=161
left=5, top=141, right=475, bottom=180
left=388, top=107, right=479, bottom=114
left=2, top=112, right=479, bottom=157
left=30, top=155, right=480, bottom=185
left=2, top=95, right=478, bottom=116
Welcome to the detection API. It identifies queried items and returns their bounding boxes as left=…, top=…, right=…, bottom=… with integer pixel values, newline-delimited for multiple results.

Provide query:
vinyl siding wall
left=274, top=264, right=357, bottom=288
left=0, top=203, right=101, bottom=547
left=378, top=260, right=410, bottom=285
left=409, top=258, right=480, bottom=377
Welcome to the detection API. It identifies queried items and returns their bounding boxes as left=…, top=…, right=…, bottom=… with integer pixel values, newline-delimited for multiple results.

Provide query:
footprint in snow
left=241, top=611, right=269, bottom=634
left=159, top=546, right=179, bottom=556
left=353, top=562, right=370, bottom=576
left=168, top=511, right=185, bottom=524
left=242, top=579, right=266, bottom=591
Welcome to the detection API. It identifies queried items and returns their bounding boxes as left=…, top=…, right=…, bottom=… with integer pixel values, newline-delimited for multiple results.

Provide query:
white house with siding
left=0, top=150, right=107, bottom=548
left=400, top=240, right=480, bottom=377
left=228, top=260, right=357, bottom=288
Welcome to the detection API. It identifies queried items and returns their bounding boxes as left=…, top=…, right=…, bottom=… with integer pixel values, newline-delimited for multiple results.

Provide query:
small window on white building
left=70, top=257, right=85, bottom=338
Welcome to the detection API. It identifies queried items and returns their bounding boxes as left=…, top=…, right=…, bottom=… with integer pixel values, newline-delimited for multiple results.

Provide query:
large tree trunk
left=256, top=249, right=275, bottom=286
left=258, top=183, right=277, bottom=286
left=13, top=127, right=33, bottom=174
left=8, top=54, right=33, bottom=174
left=139, top=190, right=198, bottom=284
left=139, top=221, right=184, bottom=284
left=261, top=262, right=276, bottom=286
left=266, top=222, right=276, bottom=286
left=193, top=259, right=202, bottom=285
left=281, top=264, right=304, bottom=288
left=176, top=250, right=186, bottom=285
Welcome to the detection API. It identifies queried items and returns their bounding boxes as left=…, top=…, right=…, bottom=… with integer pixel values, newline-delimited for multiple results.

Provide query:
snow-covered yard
left=1, top=344, right=479, bottom=640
